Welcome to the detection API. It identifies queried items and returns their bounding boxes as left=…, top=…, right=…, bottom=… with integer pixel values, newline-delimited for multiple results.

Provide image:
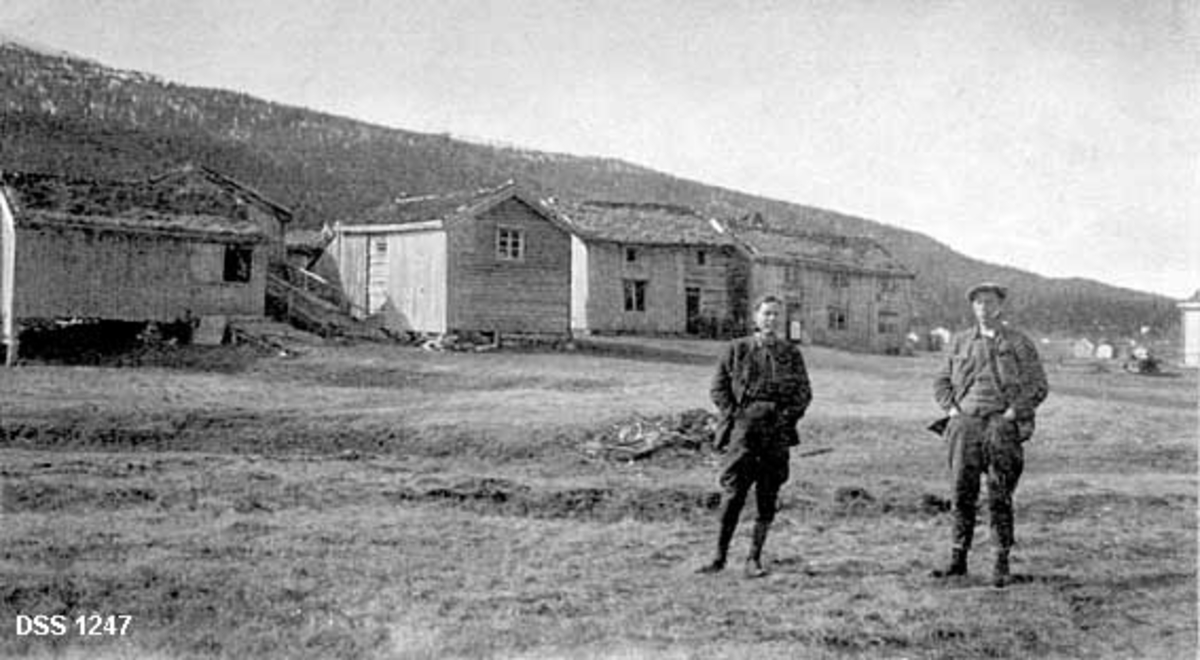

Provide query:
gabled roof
left=1, top=170, right=265, bottom=241
left=145, top=164, right=294, bottom=223
left=1, top=166, right=292, bottom=225
left=729, top=224, right=914, bottom=277
left=342, top=181, right=573, bottom=233
left=548, top=200, right=737, bottom=247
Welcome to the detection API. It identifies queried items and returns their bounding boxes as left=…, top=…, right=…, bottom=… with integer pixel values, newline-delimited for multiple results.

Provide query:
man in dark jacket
left=931, top=282, right=1048, bottom=587
left=697, top=295, right=812, bottom=578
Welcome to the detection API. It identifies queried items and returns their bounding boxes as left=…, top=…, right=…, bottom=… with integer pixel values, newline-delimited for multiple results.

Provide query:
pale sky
left=5, top=0, right=1198, bottom=298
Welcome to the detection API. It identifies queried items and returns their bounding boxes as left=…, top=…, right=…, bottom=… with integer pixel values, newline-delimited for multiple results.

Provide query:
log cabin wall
left=448, top=198, right=571, bottom=335
left=749, top=260, right=912, bottom=351
left=584, top=242, right=683, bottom=334
left=13, top=224, right=265, bottom=321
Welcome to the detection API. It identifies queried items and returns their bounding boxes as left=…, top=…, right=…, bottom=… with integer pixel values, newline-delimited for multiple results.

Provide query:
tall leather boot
left=930, top=547, right=968, bottom=578
left=744, top=522, right=770, bottom=578
left=696, top=506, right=739, bottom=574
left=992, top=548, right=1011, bottom=588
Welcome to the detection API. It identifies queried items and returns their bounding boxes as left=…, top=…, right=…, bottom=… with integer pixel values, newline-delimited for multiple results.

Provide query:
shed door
left=367, top=237, right=389, bottom=314
left=685, top=287, right=701, bottom=334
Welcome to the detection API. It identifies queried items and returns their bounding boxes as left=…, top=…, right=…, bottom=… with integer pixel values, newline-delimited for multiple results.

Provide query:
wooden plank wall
left=585, top=243, right=683, bottom=334
left=683, top=245, right=741, bottom=329
left=13, top=226, right=265, bottom=321
left=750, top=262, right=910, bottom=352
left=387, top=230, right=447, bottom=333
left=333, top=233, right=369, bottom=319
left=580, top=243, right=744, bottom=336
left=449, top=199, right=571, bottom=335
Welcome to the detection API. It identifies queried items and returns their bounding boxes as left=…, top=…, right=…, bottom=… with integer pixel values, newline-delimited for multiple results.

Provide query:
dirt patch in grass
left=377, top=476, right=956, bottom=524
left=1020, top=489, right=1196, bottom=523
left=0, top=412, right=473, bottom=458
left=267, top=358, right=621, bottom=393
left=386, top=476, right=722, bottom=522
left=2, top=481, right=159, bottom=513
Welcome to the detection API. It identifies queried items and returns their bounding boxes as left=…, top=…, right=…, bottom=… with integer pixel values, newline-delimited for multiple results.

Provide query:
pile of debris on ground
left=227, top=318, right=325, bottom=357
left=415, top=331, right=576, bottom=353
left=582, top=409, right=838, bottom=465
left=582, top=409, right=718, bottom=463
left=418, top=332, right=502, bottom=353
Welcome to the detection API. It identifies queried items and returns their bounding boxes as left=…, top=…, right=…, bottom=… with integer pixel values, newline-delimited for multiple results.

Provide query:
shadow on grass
left=17, top=320, right=268, bottom=373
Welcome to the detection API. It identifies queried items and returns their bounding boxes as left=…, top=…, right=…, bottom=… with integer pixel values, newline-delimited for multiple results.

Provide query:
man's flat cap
left=966, top=282, right=1008, bottom=302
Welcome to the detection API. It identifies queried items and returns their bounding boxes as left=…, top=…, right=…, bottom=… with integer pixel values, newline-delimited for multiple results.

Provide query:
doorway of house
left=787, top=301, right=804, bottom=341
left=686, top=287, right=701, bottom=335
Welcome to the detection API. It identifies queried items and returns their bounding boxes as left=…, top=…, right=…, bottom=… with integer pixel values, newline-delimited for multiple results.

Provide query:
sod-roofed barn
left=329, top=182, right=573, bottom=337
left=1, top=170, right=273, bottom=358
left=144, top=164, right=293, bottom=261
left=728, top=215, right=915, bottom=353
left=550, top=200, right=749, bottom=337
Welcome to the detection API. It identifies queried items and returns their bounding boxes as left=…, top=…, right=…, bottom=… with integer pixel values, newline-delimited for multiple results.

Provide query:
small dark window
left=223, top=245, right=253, bottom=283
left=625, top=246, right=638, bottom=263
left=878, top=311, right=900, bottom=335
left=827, top=306, right=847, bottom=331
left=623, top=279, right=647, bottom=312
left=696, top=250, right=707, bottom=266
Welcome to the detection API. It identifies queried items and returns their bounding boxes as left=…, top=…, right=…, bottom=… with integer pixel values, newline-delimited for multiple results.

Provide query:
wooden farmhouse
left=725, top=218, right=916, bottom=353
left=550, top=200, right=749, bottom=337
left=1, top=169, right=279, bottom=360
left=329, top=182, right=574, bottom=338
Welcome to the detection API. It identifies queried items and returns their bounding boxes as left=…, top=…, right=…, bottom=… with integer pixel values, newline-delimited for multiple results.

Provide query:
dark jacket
left=934, top=325, right=1049, bottom=420
left=711, top=335, right=812, bottom=448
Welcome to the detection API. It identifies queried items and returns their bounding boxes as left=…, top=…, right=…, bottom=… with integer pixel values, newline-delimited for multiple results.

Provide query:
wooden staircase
left=266, top=263, right=389, bottom=341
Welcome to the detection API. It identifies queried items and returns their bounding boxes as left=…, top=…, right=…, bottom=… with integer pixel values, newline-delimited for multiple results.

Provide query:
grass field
left=0, top=338, right=1196, bottom=659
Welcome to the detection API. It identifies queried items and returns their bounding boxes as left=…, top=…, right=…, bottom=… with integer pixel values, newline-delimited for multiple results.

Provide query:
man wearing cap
left=697, top=294, right=812, bottom=578
left=931, top=282, right=1048, bottom=587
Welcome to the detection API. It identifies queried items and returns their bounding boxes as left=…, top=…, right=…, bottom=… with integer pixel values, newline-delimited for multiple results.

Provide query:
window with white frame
left=496, top=227, right=524, bottom=261
left=831, top=271, right=850, bottom=289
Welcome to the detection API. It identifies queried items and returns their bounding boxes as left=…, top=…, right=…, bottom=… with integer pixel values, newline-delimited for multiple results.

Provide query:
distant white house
left=1179, top=290, right=1200, bottom=367
left=1072, top=338, right=1096, bottom=359
left=930, top=327, right=952, bottom=351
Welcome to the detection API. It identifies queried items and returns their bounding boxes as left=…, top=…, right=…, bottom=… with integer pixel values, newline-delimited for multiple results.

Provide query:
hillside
left=0, top=39, right=1178, bottom=336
